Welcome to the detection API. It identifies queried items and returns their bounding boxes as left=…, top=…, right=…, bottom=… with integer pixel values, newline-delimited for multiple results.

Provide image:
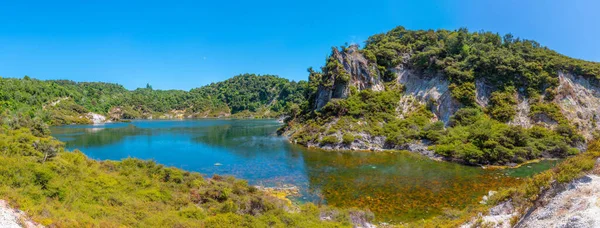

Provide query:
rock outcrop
left=554, top=72, right=600, bottom=139
left=462, top=158, right=600, bottom=228
left=0, top=200, right=43, bottom=228
left=518, top=174, right=600, bottom=228
left=394, top=66, right=460, bottom=123
left=315, top=45, right=384, bottom=109
left=311, top=48, right=600, bottom=140
left=85, top=112, right=107, bottom=124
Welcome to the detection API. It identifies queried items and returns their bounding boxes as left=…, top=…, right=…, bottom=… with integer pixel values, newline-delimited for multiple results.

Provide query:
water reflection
left=50, top=119, right=554, bottom=223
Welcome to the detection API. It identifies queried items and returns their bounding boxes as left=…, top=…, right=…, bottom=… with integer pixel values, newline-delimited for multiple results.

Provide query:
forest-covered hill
left=282, top=26, right=600, bottom=166
left=0, top=74, right=307, bottom=125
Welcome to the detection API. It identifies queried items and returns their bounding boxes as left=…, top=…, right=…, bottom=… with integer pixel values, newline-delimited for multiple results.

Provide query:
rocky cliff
left=554, top=72, right=600, bottom=139
left=305, top=47, right=600, bottom=141
left=285, top=28, right=600, bottom=166
left=314, top=45, right=384, bottom=110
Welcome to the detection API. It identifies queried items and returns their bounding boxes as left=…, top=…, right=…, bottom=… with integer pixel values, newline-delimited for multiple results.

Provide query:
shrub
left=321, top=135, right=340, bottom=145
left=486, top=88, right=517, bottom=122
left=342, top=134, right=355, bottom=145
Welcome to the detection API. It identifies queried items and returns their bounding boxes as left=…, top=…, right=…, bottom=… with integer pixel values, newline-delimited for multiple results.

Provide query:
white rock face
left=315, top=45, right=384, bottom=110
left=312, top=49, right=600, bottom=140
left=462, top=200, right=517, bottom=228
left=554, top=72, right=600, bottom=140
left=475, top=78, right=493, bottom=107
left=86, top=112, right=107, bottom=124
left=395, top=67, right=460, bottom=123
left=518, top=174, right=600, bottom=228
left=0, top=200, right=43, bottom=228
left=0, top=201, right=20, bottom=228
left=509, top=93, right=532, bottom=128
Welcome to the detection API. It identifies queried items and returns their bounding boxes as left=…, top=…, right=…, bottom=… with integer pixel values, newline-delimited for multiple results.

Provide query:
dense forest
left=0, top=74, right=307, bottom=125
left=284, top=26, right=599, bottom=165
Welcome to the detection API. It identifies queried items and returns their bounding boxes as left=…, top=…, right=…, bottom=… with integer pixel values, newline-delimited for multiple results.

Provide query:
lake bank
left=50, top=119, right=559, bottom=223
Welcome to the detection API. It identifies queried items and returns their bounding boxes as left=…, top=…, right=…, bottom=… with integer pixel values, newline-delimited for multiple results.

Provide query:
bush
left=487, top=88, right=517, bottom=122
left=342, top=134, right=355, bottom=145
left=433, top=108, right=582, bottom=165
left=321, top=135, right=340, bottom=145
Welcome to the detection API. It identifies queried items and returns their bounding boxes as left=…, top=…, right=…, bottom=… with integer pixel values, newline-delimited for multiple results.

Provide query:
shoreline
left=285, top=134, right=565, bottom=170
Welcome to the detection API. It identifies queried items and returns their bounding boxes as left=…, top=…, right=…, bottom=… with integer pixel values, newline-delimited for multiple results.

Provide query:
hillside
left=0, top=74, right=306, bottom=125
left=282, top=26, right=600, bottom=166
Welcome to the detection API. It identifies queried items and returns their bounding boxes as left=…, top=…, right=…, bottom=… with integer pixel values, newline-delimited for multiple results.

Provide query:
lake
left=50, top=119, right=557, bottom=223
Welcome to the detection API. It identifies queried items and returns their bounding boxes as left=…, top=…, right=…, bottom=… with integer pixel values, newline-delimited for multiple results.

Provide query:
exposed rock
left=306, top=47, right=600, bottom=160
left=48, top=97, right=68, bottom=107
left=85, top=112, right=107, bottom=124
left=480, top=191, right=498, bottom=205
left=320, top=209, right=376, bottom=228
left=315, top=45, right=384, bottom=109
left=509, top=92, right=532, bottom=128
left=517, top=175, right=600, bottom=228
left=386, top=140, right=444, bottom=161
left=394, top=67, right=460, bottom=123
left=108, top=107, right=123, bottom=120
left=475, top=78, right=494, bottom=107
left=0, top=200, right=43, bottom=228
left=462, top=200, right=517, bottom=228
left=159, top=110, right=186, bottom=119
left=554, top=72, right=600, bottom=140
left=464, top=159, right=600, bottom=228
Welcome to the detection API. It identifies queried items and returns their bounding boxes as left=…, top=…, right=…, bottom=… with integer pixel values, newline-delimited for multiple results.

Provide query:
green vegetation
left=0, top=114, right=363, bottom=227
left=361, top=26, right=600, bottom=104
left=290, top=89, right=440, bottom=148
left=342, top=134, right=355, bottom=145
left=486, top=87, right=517, bottom=122
left=286, top=26, right=595, bottom=166
left=402, top=140, right=600, bottom=228
left=433, top=108, right=582, bottom=165
left=0, top=74, right=307, bottom=125
left=289, top=86, right=581, bottom=165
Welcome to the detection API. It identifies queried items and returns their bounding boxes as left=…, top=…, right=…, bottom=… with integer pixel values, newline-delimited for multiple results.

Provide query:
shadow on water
left=50, top=119, right=556, bottom=223
left=51, top=123, right=148, bottom=148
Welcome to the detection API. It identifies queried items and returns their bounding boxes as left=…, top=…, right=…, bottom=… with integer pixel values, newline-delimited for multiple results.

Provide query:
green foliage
left=291, top=27, right=598, bottom=166
left=361, top=26, right=600, bottom=107
left=321, top=135, right=340, bottom=145
left=433, top=108, right=582, bottom=165
left=292, top=89, right=440, bottom=148
left=342, top=134, right=355, bottom=145
left=0, top=74, right=307, bottom=125
left=484, top=141, right=600, bottom=224
left=529, top=102, right=567, bottom=124
left=323, top=51, right=351, bottom=84
left=486, top=87, right=517, bottom=122
left=0, top=125, right=358, bottom=227
left=191, top=74, right=307, bottom=115
left=45, top=99, right=93, bottom=125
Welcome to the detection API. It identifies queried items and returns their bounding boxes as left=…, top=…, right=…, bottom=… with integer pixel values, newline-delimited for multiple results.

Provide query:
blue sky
left=1, top=0, right=598, bottom=90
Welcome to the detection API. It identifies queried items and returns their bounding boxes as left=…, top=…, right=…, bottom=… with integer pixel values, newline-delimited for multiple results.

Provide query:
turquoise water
left=50, top=119, right=556, bottom=222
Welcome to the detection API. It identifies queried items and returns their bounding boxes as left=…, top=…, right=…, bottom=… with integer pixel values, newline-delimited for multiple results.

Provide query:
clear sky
left=1, top=0, right=598, bottom=90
